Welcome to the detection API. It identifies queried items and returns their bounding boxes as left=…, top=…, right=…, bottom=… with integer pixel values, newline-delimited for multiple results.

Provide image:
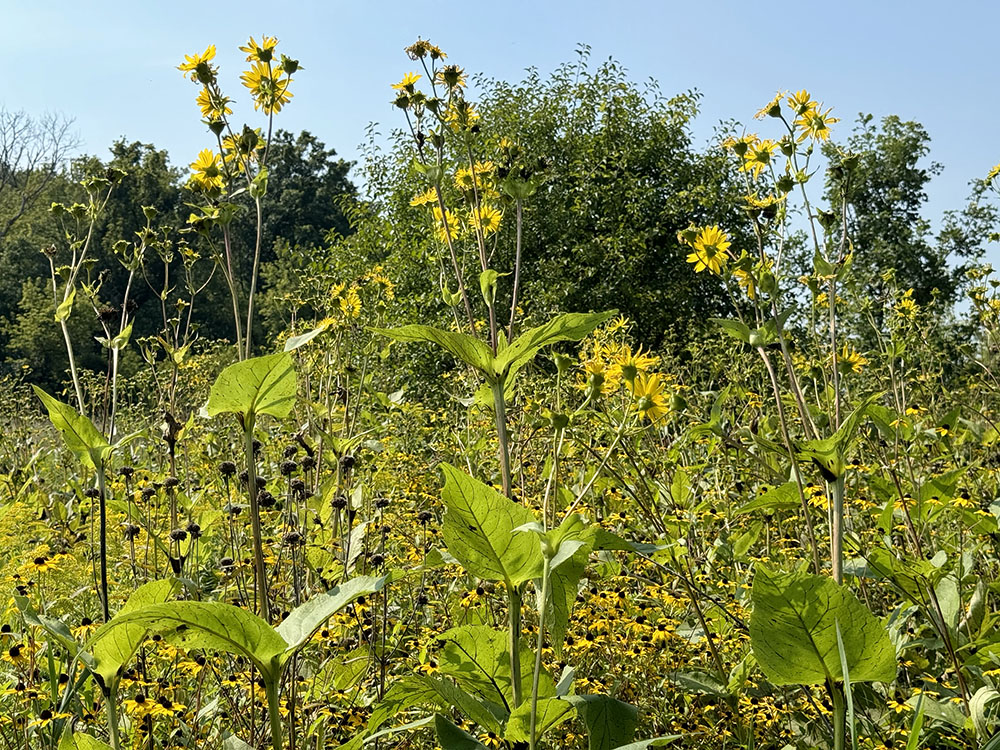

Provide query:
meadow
left=2, top=35, right=1000, bottom=750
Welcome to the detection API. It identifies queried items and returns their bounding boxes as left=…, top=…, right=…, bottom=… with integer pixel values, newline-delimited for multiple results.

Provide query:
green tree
left=824, top=114, right=995, bottom=307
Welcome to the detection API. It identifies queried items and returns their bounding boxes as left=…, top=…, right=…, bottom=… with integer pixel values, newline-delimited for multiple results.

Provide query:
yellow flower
left=410, top=188, right=437, bottom=207
left=196, top=87, right=232, bottom=120
left=241, top=63, right=293, bottom=114
left=177, top=45, right=217, bottom=83
left=432, top=205, right=460, bottom=243
left=28, top=709, right=70, bottom=730
left=836, top=343, right=869, bottom=374
left=239, top=36, right=279, bottom=63
left=741, top=139, right=779, bottom=179
left=391, top=72, right=422, bottom=91
left=733, top=266, right=757, bottom=300
left=615, top=346, right=659, bottom=382
left=795, top=106, right=839, bottom=142
left=629, top=372, right=670, bottom=423
left=339, top=287, right=362, bottom=318
left=754, top=91, right=785, bottom=120
left=786, top=90, right=816, bottom=115
left=189, top=149, right=224, bottom=193
left=470, top=204, right=502, bottom=236
left=686, top=226, right=731, bottom=274
left=436, top=65, right=467, bottom=90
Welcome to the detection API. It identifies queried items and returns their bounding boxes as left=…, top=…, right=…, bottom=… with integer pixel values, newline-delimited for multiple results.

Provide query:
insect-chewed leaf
left=750, top=565, right=896, bottom=686
left=204, top=351, right=296, bottom=420
left=440, top=463, right=543, bottom=586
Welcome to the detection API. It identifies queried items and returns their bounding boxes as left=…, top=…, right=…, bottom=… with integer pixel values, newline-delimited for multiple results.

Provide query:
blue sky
left=6, top=0, right=999, bottom=244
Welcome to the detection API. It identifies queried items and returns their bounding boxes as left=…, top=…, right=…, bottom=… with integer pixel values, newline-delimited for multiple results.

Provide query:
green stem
left=831, top=475, right=845, bottom=585
left=266, top=680, right=284, bottom=750
left=508, top=584, right=523, bottom=708
left=829, top=679, right=846, bottom=750
left=529, top=559, right=551, bottom=750
left=96, top=464, right=110, bottom=622
left=244, top=415, right=271, bottom=623
left=492, top=379, right=512, bottom=498
left=105, top=685, right=122, bottom=750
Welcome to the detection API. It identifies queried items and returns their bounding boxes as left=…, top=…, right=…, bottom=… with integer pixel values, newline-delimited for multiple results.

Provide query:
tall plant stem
left=507, top=199, right=524, bottom=340
left=507, top=583, right=523, bottom=708
left=96, top=463, right=110, bottom=622
left=831, top=476, right=845, bottom=584
left=244, top=416, right=272, bottom=623
left=529, top=559, right=551, bottom=750
left=492, top=379, right=512, bottom=498
left=244, top=197, right=264, bottom=359
left=266, top=680, right=284, bottom=750
left=829, top=679, right=846, bottom=750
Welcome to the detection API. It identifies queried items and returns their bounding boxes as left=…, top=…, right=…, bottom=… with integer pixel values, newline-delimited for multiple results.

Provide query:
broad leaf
left=434, top=714, right=488, bottom=750
left=735, top=482, right=800, bottom=515
left=59, top=731, right=113, bottom=750
left=284, top=324, right=329, bottom=351
left=204, top=351, right=297, bottom=421
left=494, top=311, right=615, bottom=379
left=505, top=697, right=575, bottom=743
left=372, top=325, right=494, bottom=376
left=440, top=463, right=543, bottom=587
left=750, top=566, right=896, bottom=685
left=89, top=578, right=180, bottom=683
left=565, top=694, right=638, bottom=750
left=90, top=600, right=288, bottom=682
left=612, top=738, right=683, bottom=750
left=33, top=386, right=110, bottom=470
left=276, top=575, right=385, bottom=657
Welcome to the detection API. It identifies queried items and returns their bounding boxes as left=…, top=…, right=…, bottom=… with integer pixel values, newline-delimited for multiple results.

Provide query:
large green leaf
left=494, top=311, right=615, bottom=379
left=440, top=464, right=543, bottom=587
left=436, top=625, right=552, bottom=708
left=750, top=566, right=896, bottom=686
left=204, top=351, right=297, bottom=421
left=89, top=578, right=180, bottom=683
left=276, top=575, right=385, bottom=657
left=33, top=386, right=110, bottom=470
left=58, top=731, right=113, bottom=750
left=505, top=697, right=575, bottom=743
left=565, top=694, right=638, bottom=750
left=89, top=600, right=288, bottom=683
left=372, top=325, right=494, bottom=376
left=735, top=482, right=800, bottom=515
left=434, top=714, right=488, bottom=750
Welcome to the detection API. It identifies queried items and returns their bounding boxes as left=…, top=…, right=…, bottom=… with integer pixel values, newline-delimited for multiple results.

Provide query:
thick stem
left=831, top=476, right=845, bottom=585
left=829, top=679, right=846, bottom=750
left=244, top=197, right=264, bottom=359
left=508, top=584, right=523, bottom=708
left=244, top=416, right=272, bottom=623
left=507, top=200, right=524, bottom=341
left=105, top=685, right=122, bottom=750
left=266, top=680, right=284, bottom=750
left=96, top=464, right=110, bottom=622
left=529, top=559, right=550, bottom=750
left=492, top=379, right=512, bottom=498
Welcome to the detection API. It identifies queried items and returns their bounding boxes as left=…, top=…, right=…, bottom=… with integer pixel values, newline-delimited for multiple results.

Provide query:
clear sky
left=6, top=0, right=999, bottom=249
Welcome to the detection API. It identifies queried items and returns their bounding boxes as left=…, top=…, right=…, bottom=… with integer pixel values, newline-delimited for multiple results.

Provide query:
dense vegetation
left=2, top=35, right=1000, bottom=750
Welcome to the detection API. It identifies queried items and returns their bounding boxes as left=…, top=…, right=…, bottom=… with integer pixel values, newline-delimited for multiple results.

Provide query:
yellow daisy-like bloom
left=196, top=87, right=232, bottom=120
left=410, top=188, right=437, bottom=207
left=733, top=267, right=757, bottom=300
left=391, top=72, right=422, bottom=91
left=339, top=287, right=362, bottom=318
left=786, top=89, right=817, bottom=115
left=432, top=205, right=460, bottom=243
left=615, top=345, right=659, bottom=382
left=741, top=139, right=779, bottom=179
left=686, top=225, right=731, bottom=274
left=754, top=91, right=785, bottom=120
left=629, top=372, right=670, bottom=423
left=436, top=65, right=467, bottom=90
left=987, top=163, right=1000, bottom=181
left=836, top=343, right=869, bottom=374
left=795, top=106, right=839, bottom=142
left=189, top=149, right=224, bottom=193
left=177, top=45, right=216, bottom=83
left=239, top=36, right=278, bottom=63
left=470, top=204, right=502, bottom=235
left=241, top=63, right=293, bottom=114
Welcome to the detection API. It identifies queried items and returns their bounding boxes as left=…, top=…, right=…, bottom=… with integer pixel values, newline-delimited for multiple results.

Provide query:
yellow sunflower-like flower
left=470, top=204, right=502, bottom=235
left=391, top=72, right=422, bottom=91
left=241, top=63, right=293, bottom=114
left=786, top=89, right=817, bottom=115
left=795, top=106, right=839, bottom=142
left=836, top=343, right=869, bottom=375
left=189, top=149, right=224, bottom=193
left=196, top=87, right=232, bottom=120
left=686, top=225, right=731, bottom=274
left=410, top=188, right=437, bottom=207
left=615, top=346, right=659, bottom=383
left=741, top=139, right=779, bottom=179
left=239, top=36, right=278, bottom=63
left=177, top=45, right=216, bottom=83
left=754, top=91, right=785, bottom=120
left=629, top=372, right=670, bottom=423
